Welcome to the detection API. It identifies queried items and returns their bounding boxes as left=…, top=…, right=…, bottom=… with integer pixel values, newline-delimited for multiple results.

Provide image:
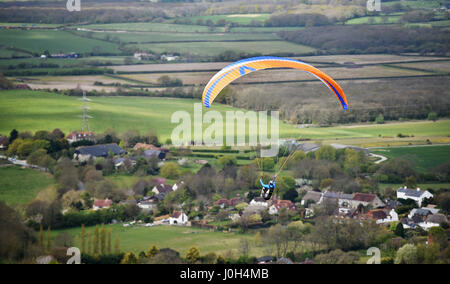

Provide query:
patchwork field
left=0, top=166, right=55, bottom=206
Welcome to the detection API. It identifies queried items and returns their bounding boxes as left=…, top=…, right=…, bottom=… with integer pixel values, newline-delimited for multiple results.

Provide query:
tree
left=39, top=224, right=44, bottom=249
left=395, top=244, right=418, bottom=264
left=121, top=252, right=138, bottom=264
left=146, top=245, right=160, bottom=259
left=46, top=227, right=52, bottom=253
left=100, top=224, right=106, bottom=255
left=315, top=249, right=360, bottom=264
left=375, top=114, right=384, bottom=124
left=427, top=112, right=438, bottom=122
left=94, top=225, right=99, bottom=255
left=282, top=188, right=298, bottom=202
left=81, top=224, right=86, bottom=253
left=114, top=235, right=120, bottom=254
left=107, top=229, right=112, bottom=254
left=185, top=246, right=200, bottom=264
left=394, top=222, right=405, bottom=238
left=405, top=176, right=417, bottom=189
left=315, top=145, right=336, bottom=161
left=9, top=129, right=18, bottom=143
left=428, top=227, right=447, bottom=249
left=160, top=162, right=180, bottom=179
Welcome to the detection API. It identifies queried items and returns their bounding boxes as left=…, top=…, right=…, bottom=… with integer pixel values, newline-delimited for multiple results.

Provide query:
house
left=113, top=157, right=136, bottom=169
left=137, top=196, right=158, bottom=210
left=250, top=197, right=268, bottom=207
left=350, top=193, right=384, bottom=209
left=418, top=214, right=448, bottom=230
left=74, top=143, right=126, bottom=162
left=408, top=208, right=437, bottom=220
left=169, top=211, right=189, bottom=225
left=321, top=191, right=353, bottom=208
left=0, top=136, right=8, bottom=149
left=133, top=52, right=156, bottom=61
left=67, top=131, right=95, bottom=144
left=144, top=149, right=166, bottom=160
left=214, top=196, right=246, bottom=208
left=301, top=190, right=322, bottom=206
left=269, top=199, right=297, bottom=215
left=93, top=199, right=112, bottom=210
left=133, top=143, right=160, bottom=151
left=152, top=184, right=173, bottom=195
left=367, top=209, right=398, bottom=224
left=161, top=54, right=179, bottom=62
left=397, top=187, right=433, bottom=206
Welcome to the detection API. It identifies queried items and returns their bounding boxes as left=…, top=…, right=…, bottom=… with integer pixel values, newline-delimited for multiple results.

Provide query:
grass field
left=126, top=40, right=315, bottom=57
left=0, top=90, right=300, bottom=141
left=371, top=145, right=450, bottom=172
left=0, top=29, right=121, bottom=55
left=384, top=0, right=442, bottom=9
left=77, top=23, right=220, bottom=33
left=0, top=166, right=55, bottom=206
left=75, top=30, right=279, bottom=44
left=53, top=223, right=258, bottom=257
left=1, top=90, right=449, bottom=143
left=171, top=14, right=271, bottom=25
left=345, top=15, right=402, bottom=25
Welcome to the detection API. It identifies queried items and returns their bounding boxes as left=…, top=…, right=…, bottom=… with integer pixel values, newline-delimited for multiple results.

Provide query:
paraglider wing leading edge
left=202, top=56, right=349, bottom=110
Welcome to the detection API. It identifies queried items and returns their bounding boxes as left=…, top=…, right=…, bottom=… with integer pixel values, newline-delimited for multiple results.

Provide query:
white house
left=169, top=211, right=189, bottom=225
left=418, top=214, right=448, bottom=231
left=397, top=187, right=433, bottom=206
left=375, top=209, right=399, bottom=224
left=93, top=199, right=112, bottom=211
left=250, top=197, right=268, bottom=207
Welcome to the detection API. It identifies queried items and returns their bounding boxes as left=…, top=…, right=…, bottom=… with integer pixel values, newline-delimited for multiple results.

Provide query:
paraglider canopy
left=202, top=56, right=349, bottom=110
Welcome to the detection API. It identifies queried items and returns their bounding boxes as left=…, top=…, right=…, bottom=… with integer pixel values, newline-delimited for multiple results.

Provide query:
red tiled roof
left=171, top=211, right=183, bottom=218
left=134, top=143, right=160, bottom=151
left=353, top=193, right=376, bottom=202
left=94, top=199, right=112, bottom=208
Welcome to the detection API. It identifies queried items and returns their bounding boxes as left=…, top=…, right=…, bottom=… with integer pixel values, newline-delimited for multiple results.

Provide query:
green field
left=1, top=90, right=450, bottom=143
left=172, top=14, right=271, bottom=25
left=371, top=145, right=450, bottom=172
left=0, top=166, right=55, bottom=206
left=384, top=0, right=442, bottom=9
left=0, top=90, right=301, bottom=141
left=0, top=29, right=121, bottom=55
left=75, top=30, right=280, bottom=43
left=53, top=223, right=257, bottom=256
left=77, top=23, right=219, bottom=33
left=345, top=15, right=402, bottom=25
left=128, top=40, right=315, bottom=57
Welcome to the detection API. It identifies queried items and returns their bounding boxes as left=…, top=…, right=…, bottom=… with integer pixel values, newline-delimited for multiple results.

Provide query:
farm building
left=74, top=143, right=126, bottom=162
